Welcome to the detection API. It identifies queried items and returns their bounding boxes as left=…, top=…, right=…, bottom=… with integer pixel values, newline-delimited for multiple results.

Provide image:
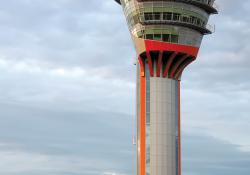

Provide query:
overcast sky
left=0, top=0, right=249, bottom=175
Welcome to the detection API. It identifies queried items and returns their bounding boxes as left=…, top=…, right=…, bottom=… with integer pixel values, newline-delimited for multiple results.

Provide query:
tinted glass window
left=146, top=34, right=153, bottom=40
left=163, top=34, right=170, bottom=42
left=153, top=13, right=161, bottom=20
left=171, top=35, right=178, bottom=43
left=144, top=13, right=153, bottom=20
left=163, top=12, right=172, bottom=20
left=154, top=34, right=161, bottom=41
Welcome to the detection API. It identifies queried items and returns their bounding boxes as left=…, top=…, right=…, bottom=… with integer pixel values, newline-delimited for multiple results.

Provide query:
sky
left=0, top=0, right=249, bottom=175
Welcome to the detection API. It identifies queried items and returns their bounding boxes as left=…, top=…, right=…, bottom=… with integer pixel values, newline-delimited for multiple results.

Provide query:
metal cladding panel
left=149, top=77, right=179, bottom=175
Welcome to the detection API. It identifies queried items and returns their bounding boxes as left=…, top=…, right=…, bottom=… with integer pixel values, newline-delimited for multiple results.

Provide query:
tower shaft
left=137, top=57, right=181, bottom=175
left=115, top=0, right=217, bottom=174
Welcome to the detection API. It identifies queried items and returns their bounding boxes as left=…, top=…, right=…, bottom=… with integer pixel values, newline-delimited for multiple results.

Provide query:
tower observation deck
left=114, top=0, right=217, bottom=175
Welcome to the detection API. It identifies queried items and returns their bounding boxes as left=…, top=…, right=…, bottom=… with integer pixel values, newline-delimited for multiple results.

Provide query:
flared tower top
left=115, top=0, right=217, bottom=80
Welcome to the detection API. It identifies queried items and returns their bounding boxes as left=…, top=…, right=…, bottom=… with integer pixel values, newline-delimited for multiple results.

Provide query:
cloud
left=183, top=134, right=250, bottom=175
left=0, top=149, right=129, bottom=175
left=0, top=102, right=135, bottom=175
left=103, top=172, right=127, bottom=175
left=179, top=0, right=250, bottom=154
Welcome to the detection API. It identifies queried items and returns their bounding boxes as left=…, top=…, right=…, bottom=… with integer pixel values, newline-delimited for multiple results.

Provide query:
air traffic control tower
left=114, top=0, right=217, bottom=175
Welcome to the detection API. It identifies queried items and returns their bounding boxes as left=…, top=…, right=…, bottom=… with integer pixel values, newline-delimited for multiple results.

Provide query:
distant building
left=115, top=0, right=217, bottom=175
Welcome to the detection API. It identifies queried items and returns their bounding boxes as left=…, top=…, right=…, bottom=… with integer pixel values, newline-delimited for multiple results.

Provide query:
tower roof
left=114, top=0, right=218, bottom=14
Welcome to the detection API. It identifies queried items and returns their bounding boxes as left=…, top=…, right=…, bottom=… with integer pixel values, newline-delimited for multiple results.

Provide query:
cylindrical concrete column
left=149, top=77, right=180, bottom=175
left=137, top=60, right=181, bottom=175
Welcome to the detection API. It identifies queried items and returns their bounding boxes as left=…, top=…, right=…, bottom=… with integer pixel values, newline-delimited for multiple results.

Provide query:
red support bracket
left=157, top=51, right=163, bottom=77
left=170, top=54, right=189, bottom=78
left=146, top=51, right=154, bottom=77
left=163, top=52, right=178, bottom=77
left=175, top=58, right=194, bottom=80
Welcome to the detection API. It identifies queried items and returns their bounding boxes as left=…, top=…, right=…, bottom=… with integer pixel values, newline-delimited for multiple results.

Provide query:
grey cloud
left=183, top=134, right=250, bottom=175
left=0, top=102, right=135, bottom=175
left=0, top=0, right=134, bottom=81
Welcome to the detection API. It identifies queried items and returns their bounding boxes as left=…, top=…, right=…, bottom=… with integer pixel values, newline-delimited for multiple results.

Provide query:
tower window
left=153, top=13, right=161, bottom=20
left=146, top=34, right=153, bottom=40
left=162, top=34, right=170, bottom=42
left=171, top=35, right=179, bottom=43
left=173, top=13, right=180, bottom=21
left=144, top=13, right=153, bottom=20
left=163, top=12, right=172, bottom=20
left=154, top=34, right=162, bottom=41
left=182, top=16, right=189, bottom=23
left=190, top=16, right=195, bottom=23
